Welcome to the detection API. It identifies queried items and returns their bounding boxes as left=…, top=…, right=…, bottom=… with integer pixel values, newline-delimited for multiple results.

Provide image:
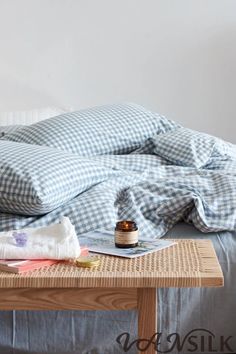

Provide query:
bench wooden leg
left=138, top=288, right=157, bottom=354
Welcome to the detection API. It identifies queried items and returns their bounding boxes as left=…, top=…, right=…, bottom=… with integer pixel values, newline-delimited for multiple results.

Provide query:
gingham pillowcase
left=152, top=128, right=216, bottom=168
left=1, top=103, right=178, bottom=156
left=0, top=141, right=116, bottom=215
left=0, top=125, right=23, bottom=137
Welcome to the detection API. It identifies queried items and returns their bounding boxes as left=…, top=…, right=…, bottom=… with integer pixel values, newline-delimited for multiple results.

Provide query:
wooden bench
left=0, top=239, right=223, bottom=354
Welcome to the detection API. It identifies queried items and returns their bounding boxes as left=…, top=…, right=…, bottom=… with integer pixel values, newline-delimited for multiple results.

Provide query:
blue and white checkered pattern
left=0, top=127, right=235, bottom=238
left=152, top=127, right=217, bottom=168
left=0, top=124, right=23, bottom=137
left=1, top=103, right=178, bottom=156
left=0, top=141, right=119, bottom=215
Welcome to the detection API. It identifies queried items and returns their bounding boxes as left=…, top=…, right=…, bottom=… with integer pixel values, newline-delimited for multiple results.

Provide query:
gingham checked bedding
left=0, top=141, right=120, bottom=215
left=2, top=103, right=178, bottom=155
left=0, top=104, right=236, bottom=238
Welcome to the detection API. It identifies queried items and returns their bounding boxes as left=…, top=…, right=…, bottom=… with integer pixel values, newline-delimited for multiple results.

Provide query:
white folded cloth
left=0, top=217, right=81, bottom=260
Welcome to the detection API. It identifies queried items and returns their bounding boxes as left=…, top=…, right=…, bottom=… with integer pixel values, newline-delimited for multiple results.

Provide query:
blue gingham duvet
left=0, top=122, right=236, bottom=238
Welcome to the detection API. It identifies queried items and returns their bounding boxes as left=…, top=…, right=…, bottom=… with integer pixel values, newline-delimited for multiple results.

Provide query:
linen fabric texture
left=152, top=127, right=216, bottom=168
left=0, top=102, right=235, bottom=238
left=2, top=103, right=178, bottom=155
left=0, top=140, right=117, bottom=215
left=0, top=125, right=23, bottom=137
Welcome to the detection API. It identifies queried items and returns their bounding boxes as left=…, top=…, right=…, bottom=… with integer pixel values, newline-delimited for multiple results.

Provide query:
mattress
left=0, top=222, right=235, bottom=354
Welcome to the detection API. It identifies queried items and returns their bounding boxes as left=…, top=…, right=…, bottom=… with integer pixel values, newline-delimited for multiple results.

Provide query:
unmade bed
left=0, top=103, right=235, bottom=353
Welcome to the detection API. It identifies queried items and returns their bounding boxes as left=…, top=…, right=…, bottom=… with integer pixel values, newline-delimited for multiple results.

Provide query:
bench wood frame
left=0, top=240, right=223, bottom=354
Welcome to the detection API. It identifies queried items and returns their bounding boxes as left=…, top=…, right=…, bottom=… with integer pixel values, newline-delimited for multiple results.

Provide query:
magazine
left=79, top=230, right=176, bottom=258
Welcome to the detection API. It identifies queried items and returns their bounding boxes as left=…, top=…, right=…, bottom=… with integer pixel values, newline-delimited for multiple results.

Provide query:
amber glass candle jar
left=115, top=220, right=138, bottom=248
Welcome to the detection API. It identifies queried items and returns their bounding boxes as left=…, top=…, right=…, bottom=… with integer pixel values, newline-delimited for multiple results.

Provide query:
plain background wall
left=0, top=0, right=235, bottom=142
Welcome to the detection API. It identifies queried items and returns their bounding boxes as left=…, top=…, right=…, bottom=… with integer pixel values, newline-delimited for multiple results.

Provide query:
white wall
left=0, top=0, right=235, bottom=142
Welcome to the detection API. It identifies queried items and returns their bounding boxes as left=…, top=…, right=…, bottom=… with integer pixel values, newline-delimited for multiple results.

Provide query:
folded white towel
left=0, top=217, right=81, bottom=260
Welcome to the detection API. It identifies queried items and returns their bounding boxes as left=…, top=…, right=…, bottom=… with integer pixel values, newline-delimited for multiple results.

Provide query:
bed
left=0, top=104, right=235, bottom=354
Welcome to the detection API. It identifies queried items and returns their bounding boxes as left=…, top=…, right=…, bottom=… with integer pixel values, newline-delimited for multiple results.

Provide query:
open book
left=79, top=230, right=176, bottom=258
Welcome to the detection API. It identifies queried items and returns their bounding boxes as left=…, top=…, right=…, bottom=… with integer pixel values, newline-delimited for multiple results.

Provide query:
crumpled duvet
left=0, top=126, right=235, bottom=238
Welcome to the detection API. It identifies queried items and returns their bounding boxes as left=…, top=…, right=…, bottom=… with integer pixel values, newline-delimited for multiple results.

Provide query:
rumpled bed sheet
left=0, top=131, right=236, bottom=238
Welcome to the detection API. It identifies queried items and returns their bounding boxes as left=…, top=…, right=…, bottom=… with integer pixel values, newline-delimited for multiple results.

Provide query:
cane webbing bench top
left=0, top=239, right=223, bottom=288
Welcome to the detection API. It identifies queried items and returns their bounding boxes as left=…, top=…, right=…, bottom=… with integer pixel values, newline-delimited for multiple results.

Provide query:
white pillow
left=0, top=107, right=70, bottom=126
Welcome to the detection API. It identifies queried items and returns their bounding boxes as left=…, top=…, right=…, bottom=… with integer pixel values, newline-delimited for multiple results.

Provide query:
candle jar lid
left=115, top=220, right=138, bottom=232
left=75, top=256, right=100, bottom=268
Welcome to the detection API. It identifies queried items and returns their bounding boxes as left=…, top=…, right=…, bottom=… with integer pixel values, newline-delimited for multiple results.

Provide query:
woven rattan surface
left=0, top=240, right=223, bottom=288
